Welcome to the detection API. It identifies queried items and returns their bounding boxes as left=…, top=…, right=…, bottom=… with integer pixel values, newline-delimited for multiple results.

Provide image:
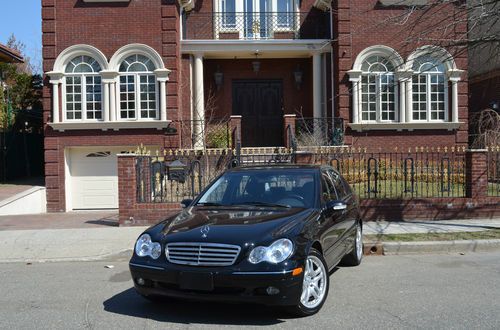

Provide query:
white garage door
left=69, top=148, right=123, bottom=210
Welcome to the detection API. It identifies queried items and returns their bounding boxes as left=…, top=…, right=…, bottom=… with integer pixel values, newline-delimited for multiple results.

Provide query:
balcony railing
left=183, top=11, right=330, bottom=40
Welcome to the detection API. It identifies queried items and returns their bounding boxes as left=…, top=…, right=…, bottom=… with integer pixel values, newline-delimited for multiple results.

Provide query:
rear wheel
left=287, top=248, right=329, bottom=317
left=341, top=221, right=363, bottom=266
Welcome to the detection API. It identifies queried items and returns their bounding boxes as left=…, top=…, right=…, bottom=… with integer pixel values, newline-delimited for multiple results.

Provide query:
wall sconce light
left=214, top=65, right=223, bottom=91
left=293, top=65, right=303, bottom=90
left=252, top=51, right=260, bottom=73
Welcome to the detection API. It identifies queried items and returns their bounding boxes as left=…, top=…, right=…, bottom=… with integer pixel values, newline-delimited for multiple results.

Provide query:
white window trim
left=360, top=72, right=398, bottom=123
left=409, top=72, right=449, bottom=123
left=62, top=73, right=103, bottom=122
left=117, top=72, right=160, bottom=121
left=349, top=45, right=463, bottom=129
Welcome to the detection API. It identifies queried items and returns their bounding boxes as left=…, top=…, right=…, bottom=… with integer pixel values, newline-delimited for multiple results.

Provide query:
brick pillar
left=283, top=114, right=296, bottom=148
left=466, top=149, right=488, bottom=198
left=230, top=115, right=242, bottom=148
left=118, top=154, right=137, bottom=225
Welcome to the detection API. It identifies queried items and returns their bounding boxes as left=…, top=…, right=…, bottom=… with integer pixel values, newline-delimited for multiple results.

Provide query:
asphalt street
left=1, top=252, right=499, bottom=329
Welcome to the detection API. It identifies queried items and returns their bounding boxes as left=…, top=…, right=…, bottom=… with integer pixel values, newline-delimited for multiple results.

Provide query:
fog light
left=137, top=278, right=145, bottom=286
left=266, top=286, right=280, bottom=295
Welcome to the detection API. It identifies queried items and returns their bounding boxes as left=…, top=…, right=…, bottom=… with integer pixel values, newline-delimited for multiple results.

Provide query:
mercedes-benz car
left=129, top=165, right=363, bottom=316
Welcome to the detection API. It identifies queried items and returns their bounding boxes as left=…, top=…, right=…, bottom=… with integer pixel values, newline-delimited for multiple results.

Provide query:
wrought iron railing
left=170, top=119, right=232, bottom=150
left=136, top=149, right=235, bottom=203
left=183, top=11, right=330, bottom=40
left=136, top=146, right=471, bottom=203
left=295, top=117, right=344, bottom=147
left=319, top=148, right=467, bottom=199
left=487, top=146, right=500, bottom=196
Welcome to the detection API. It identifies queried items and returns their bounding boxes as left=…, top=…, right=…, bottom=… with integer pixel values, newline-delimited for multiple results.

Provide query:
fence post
left=118, top=154, right=137, bottom=226
left=466, top=149, right=488, bottom=198
left=230, top=115, right=242, bottom=149
left=283, top=114, right=296, bottom=148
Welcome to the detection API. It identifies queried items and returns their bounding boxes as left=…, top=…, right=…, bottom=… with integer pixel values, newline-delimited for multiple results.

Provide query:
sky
left=0, top=1, right=42, bottom=73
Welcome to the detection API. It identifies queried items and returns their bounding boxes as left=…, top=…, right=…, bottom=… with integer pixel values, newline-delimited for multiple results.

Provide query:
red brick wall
left=334, top=0, right=469, bottom=151
left=42, top=0, right=182, bottom=212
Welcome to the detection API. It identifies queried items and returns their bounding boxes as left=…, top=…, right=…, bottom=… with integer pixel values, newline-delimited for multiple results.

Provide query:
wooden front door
left=232, top=80, right=284, bottom=147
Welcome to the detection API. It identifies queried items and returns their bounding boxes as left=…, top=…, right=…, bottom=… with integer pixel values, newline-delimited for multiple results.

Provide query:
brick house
left=42, top=0, right=469, bottom=212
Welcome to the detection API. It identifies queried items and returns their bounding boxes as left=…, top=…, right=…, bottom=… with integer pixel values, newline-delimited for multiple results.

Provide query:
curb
left=367, top=239, right=500, bottom=255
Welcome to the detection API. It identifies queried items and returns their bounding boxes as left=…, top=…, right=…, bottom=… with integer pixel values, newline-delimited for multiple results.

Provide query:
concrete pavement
left=0, top=212, right=499, bottom=262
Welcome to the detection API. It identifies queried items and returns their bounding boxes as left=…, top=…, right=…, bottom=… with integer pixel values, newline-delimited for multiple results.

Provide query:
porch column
left=48, top=72, right=64, bottom=123
left=312, top=52, right=322, bottom=120
left=154, top=68, right=171, bottom=122
left=193, top=53, right=205, bottom=149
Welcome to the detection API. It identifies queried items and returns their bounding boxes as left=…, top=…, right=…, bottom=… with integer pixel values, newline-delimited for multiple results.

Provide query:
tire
left=286, top=248, right=329, bottom=317
left=341, top=221, right=363, bottom=267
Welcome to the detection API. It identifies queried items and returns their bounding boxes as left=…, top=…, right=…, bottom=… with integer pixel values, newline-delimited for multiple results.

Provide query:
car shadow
left=103, top=288, right=293, bottom=325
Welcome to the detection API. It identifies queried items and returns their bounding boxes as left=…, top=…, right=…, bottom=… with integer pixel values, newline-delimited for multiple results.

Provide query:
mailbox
left=166, top=159, right=188, bottom=183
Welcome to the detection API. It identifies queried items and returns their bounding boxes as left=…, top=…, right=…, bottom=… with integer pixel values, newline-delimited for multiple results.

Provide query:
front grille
left=166, top=242, right=241, bottom=266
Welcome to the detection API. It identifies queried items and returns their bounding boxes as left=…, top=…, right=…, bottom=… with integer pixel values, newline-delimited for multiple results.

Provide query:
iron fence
left=135, top=145, right=472, bottom=203
left=487, top=146, right=500, bottom=197
left=295, top=117, right=344, bottom=147
left=182, top=11, right=330, bottom=40
left=136, top=149, right=235, bottom=203
left=317, top=148, right=467, bottom=199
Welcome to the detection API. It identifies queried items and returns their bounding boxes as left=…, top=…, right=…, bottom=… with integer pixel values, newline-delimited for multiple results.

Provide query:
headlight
left=135, top=234, right=161, bottom=259
left=248, top=238, right=294, bottom=264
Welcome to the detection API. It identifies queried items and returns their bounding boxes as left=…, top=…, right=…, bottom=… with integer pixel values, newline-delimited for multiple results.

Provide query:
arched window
left=412, top=56, right=447, bottom=121
left=118, top=54, right=158, bottom=120
left=360, top=55, right=397, bottom=122
left=64, top=56, right=102, bottom=120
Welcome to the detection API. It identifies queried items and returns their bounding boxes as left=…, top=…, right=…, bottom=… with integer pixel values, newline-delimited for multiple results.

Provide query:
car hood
left=152, top=207, right=316, bottom=246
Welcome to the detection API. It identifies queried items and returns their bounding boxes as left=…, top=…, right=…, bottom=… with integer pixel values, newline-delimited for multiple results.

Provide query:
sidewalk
left=0, top=212, right=499, bottom=262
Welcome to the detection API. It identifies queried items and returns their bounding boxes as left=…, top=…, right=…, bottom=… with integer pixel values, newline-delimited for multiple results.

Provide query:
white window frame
left=360, top=58, right=398, bottom=123
left=117, top=54, right=160, bottom=122
left=118, top=71, right=159, bottom=121
left=62, top=57, right=103, bottom=122
left=410, top=62, right=449, bottom=123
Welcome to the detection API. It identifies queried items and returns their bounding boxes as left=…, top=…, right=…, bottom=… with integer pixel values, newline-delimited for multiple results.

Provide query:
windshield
left=196, top=169, right=317, bottom=208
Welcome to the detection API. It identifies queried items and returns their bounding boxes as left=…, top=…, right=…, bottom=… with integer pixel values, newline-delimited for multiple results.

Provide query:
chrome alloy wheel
left=300, top=255, right=327, bottom=309
left=356, top=225, right=363, bottom=261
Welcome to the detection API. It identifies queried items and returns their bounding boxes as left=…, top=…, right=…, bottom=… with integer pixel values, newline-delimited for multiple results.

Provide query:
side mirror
left=327, top=201, right=347, bottom=211
left=180, top=199, right=193, bottom=208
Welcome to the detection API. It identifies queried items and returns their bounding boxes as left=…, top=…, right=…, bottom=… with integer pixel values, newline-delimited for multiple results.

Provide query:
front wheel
left=287, top=248, right=329, bottom=317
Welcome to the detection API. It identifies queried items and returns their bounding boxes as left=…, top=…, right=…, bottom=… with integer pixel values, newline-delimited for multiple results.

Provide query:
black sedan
left=129, top=165, right=363, bottom=316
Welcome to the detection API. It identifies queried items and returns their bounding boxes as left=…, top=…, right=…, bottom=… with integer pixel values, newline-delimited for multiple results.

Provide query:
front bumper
left=129, top=262, right=303, bottom=306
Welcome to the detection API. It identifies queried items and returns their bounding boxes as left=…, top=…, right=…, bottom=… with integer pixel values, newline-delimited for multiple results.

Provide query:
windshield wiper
left=231, top=201, right=291, bottom=208
left=195, top=202, right=224, bottom=206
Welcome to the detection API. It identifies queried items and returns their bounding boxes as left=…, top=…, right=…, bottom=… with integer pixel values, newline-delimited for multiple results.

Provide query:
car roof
left=226, top=164, right=328, bottom=172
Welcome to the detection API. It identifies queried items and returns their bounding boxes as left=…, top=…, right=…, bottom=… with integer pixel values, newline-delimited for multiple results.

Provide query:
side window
left=321, top=172, right=336, bottom=202
left=329, top=169, right=347, bottom=199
